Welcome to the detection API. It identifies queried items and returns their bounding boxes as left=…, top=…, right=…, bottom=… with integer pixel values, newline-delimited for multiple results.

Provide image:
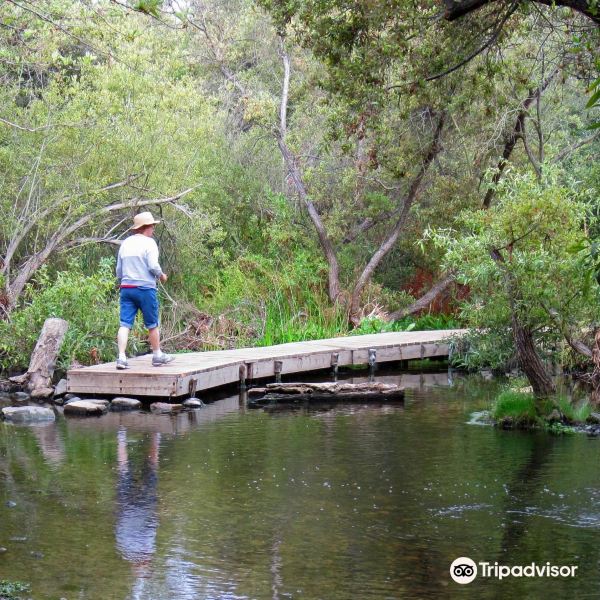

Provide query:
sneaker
left=116, top=358, right=129, bottom=370
left=152, top=353, right=175, bottom=367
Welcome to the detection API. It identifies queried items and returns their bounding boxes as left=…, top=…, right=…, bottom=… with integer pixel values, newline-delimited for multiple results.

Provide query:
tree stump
left=10, top=318, right=69, bottom=398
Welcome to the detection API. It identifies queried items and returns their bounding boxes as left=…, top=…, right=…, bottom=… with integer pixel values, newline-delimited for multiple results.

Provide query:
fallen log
left=248, top=381, right=404, bottom=407
left=9, top=318, right=68, bottom=398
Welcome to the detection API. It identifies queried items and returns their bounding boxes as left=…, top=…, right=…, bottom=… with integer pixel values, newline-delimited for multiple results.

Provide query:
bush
left=352, top=313, right=461, bottom=336
left=0, top=259, right=140, bottom=372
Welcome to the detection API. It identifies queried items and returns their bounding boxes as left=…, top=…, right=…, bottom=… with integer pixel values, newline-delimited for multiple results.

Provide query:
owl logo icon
left=450, top=557, right=477, bottom=584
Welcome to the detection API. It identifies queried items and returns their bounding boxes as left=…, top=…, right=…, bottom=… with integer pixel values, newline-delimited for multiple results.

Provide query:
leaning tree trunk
left=512, top=317, right=555, bottom=399
left=10, top=318, right=69, bottom=398
left=591, top=327, right=600, bottom=404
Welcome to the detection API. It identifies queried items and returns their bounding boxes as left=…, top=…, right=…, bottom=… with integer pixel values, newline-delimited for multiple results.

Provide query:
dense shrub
left=0, top=259, right=139, bottom=372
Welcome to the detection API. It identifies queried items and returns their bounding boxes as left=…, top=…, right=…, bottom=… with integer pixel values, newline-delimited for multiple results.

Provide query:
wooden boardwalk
left=66, top=329, right=464, bottom=398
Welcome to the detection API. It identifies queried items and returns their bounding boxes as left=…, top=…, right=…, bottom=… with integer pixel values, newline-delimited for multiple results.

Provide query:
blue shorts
left=119, top=287, right=159, bottom=330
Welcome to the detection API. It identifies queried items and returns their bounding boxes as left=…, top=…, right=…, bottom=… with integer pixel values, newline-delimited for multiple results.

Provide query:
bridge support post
left=331, top=352, right=339, bottom=381
left=239, top=364, right=248, bottom=390
left=368, top=348, right=377, bottom=382
left=274, top=360, right=283, bottom=383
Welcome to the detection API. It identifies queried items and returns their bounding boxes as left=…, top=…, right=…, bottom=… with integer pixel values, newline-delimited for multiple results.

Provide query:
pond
left=1, top=370, right=600, bottom=599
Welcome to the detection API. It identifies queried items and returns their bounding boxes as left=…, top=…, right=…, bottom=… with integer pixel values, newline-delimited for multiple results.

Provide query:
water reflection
left=115, top=429, right=160, bottom=597
left=31, top=422, right=65, bottom=466
left=2, top=372, right=600, bottom=598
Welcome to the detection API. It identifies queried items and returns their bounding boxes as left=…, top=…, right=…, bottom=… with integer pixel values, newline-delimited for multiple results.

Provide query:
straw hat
left=130, top=211, right=161, bottom=231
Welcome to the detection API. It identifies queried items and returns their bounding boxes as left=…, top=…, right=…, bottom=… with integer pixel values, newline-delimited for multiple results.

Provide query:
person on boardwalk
left=116, top=211, right=174, bottom=370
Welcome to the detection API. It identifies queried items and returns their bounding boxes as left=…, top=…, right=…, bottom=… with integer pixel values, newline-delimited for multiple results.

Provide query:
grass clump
left=555, top=396, right=591, bottom=424
left=492, top=390, right=539, bottom=427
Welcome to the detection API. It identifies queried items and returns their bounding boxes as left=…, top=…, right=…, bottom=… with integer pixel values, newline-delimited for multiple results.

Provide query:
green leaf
left=586, top=87, right=600, bottom=109
left=133, top=0, right=162, bottom=17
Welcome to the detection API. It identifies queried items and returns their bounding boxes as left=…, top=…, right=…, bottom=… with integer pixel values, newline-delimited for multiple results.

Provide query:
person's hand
left=159, top=273, right=168, bottom=283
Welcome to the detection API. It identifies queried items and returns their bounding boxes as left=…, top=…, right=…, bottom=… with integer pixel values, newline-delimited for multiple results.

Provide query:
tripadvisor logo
left=450, top=557, right=477, bottom=584
left=450, top=557, right=578, bottom=584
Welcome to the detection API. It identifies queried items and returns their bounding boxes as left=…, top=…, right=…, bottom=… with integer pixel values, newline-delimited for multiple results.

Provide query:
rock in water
left=1, top=406, right=55, bottom=423
left=150, top=402, right=183, bottom=414
left=110, top=397, right=142, bottom=411
left=54, top=378, right=68, bottom=398
left=63, top=401, right=108, bottom=416
left=30, top=387, right=55, bottom=399
left=63, top=396, right=82, bottom=405
left=183, top=398, right=204, bottom=408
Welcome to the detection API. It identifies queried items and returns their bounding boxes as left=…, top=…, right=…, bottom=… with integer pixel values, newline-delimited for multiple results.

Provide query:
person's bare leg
left=148, top=327, right=160, bottom=352
left=117, top=326, right=130, bottom=357
left=116, top=326, right=131, bottom=369
left=149, top=327, right=174, bottom=365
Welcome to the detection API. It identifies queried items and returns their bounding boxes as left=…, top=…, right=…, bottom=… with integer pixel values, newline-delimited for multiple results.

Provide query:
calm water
left=1, top=371, right=600, bottom=599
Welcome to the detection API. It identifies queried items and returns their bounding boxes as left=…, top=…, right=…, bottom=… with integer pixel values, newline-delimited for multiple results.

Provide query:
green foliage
left=352, top=313, right=460, bottom=335
left=492, top=390, right=538, bottom=425
left=586, top=75, right=600, bottom=129
left=0, top=580, right=29, bottom=600
left=545, top=421, right=575, bottom=435
left=0, top=259, right=126, bottom=371
left=258, top=290, right=348, bottom=346
left=450, top=329, right=515, bottom=371
left=133, top=0, right=162, bottom=17
left=427, top=171, right=600, bottom=371
left=0, top=0, right=598, bottom=374
left=555, top=396, right=592, bottom=423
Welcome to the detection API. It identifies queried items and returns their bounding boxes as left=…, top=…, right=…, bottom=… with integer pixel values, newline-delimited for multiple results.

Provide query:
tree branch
left=520, top=118, right=542, bottom=181
left=6, top=187, right=197, bottom=310
left=482, top=66, right=559, bottom=208
left=552, top=130, right=600, bottom=163
left=1, top=175, right=140, bottom=278
left=443, top=0, right=600, bottom=25
left=349, top=111, right=446, bottom=323
left=388, top=271, right=457, bottom=321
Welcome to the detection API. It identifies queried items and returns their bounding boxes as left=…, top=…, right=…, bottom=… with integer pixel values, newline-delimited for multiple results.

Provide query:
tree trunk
left=512, top=318, right=555, bottom=399
left=10, top=318, right=69, bottom=398
left=491, top=248, right=555, bottom=399
left=591, top=327, right=600, bottom=404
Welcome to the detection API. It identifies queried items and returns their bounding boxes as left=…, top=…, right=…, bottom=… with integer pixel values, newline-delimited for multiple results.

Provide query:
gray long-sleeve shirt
left=116, top=234, right=164, bottom=288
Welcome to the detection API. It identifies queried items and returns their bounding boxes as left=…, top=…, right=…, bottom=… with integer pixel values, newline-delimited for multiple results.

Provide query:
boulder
left=30, top=387, right=54, bottom=399
left=53, top=378, right=68, bottom=398
left=63, top=396, right=82, bottom=405
left=150, top=402, right=183, bottom=414
left=587, top=412, right=600, bottom=425
left=183, top=398, right=205, bottom=409
left=63, top=401, right=108, bottom=416
left=110, top=397, right=142, bottom=411
left=83, top=399, right=110, bottom=408
left=12, top=391, right=30, bottom=402
left=1, top=406, right=55, bottom=423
